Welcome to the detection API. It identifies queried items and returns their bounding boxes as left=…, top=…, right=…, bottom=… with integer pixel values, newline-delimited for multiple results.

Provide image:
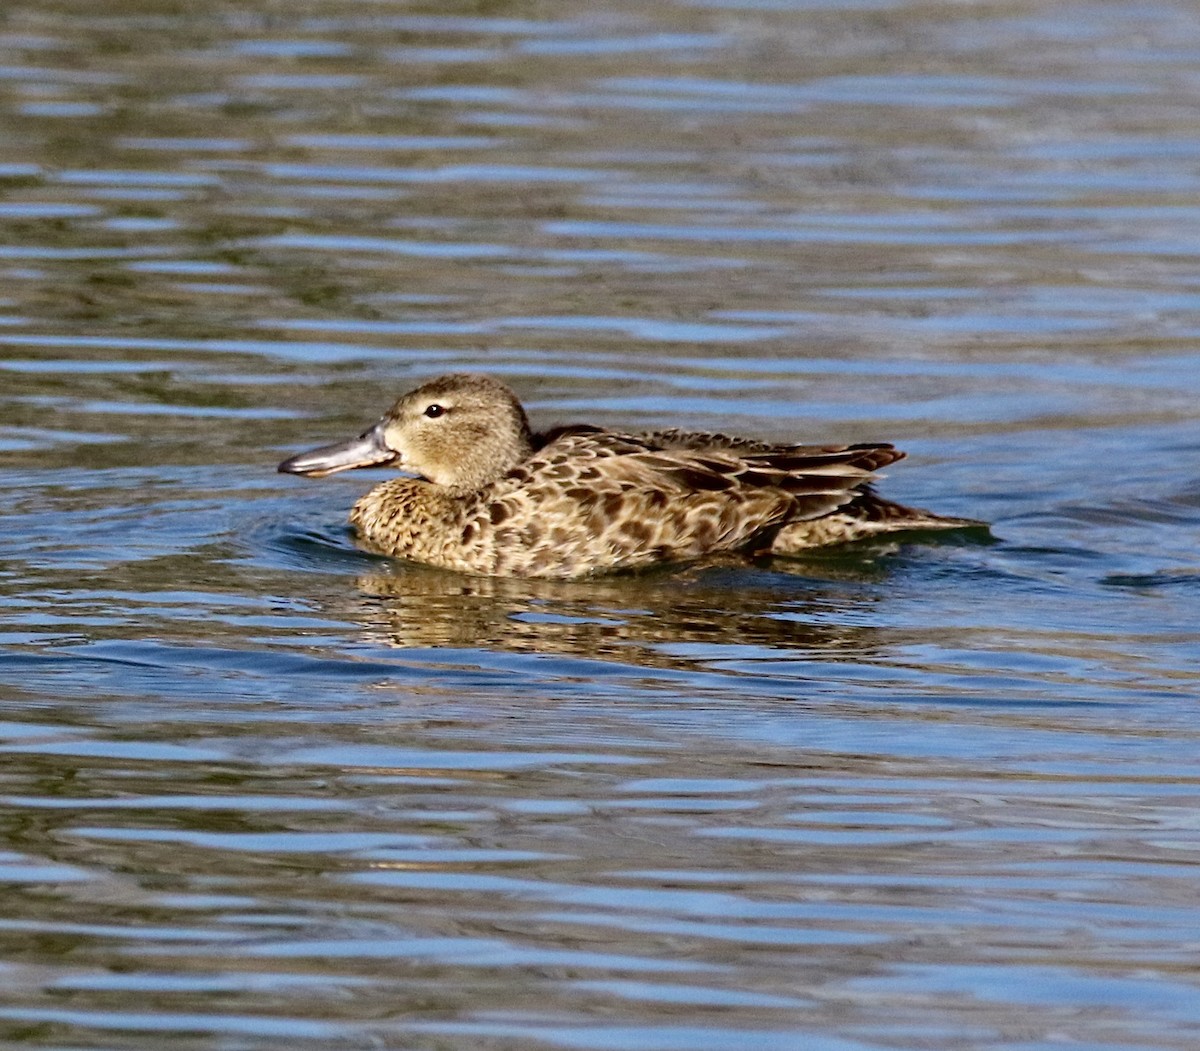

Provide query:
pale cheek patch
left=382, top=423, right=407, bottom=452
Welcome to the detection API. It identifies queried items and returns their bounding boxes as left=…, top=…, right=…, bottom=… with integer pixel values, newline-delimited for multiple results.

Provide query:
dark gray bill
left=277, top=421, right=399, bottom=478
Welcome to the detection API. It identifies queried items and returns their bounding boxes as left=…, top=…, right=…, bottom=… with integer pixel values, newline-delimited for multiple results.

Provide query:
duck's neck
left=492, top=409, right=535, bottom=477
left=455, top=420, right=534, bottom=490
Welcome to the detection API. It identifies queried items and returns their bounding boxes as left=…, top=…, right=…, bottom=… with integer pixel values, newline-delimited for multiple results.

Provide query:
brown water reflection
left=354, top=560, right=888, bottom=665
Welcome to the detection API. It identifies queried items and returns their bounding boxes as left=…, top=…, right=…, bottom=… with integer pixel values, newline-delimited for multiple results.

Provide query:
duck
left=278, top=373, right=983, bottom=578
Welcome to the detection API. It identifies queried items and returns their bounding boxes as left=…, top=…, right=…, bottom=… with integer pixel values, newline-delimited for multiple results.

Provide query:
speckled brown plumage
left=279, top=373, right=984, bottom=578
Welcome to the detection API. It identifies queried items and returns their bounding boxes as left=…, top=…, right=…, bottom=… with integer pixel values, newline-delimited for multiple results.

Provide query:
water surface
left=2, top=1, right=1200, bottom=1049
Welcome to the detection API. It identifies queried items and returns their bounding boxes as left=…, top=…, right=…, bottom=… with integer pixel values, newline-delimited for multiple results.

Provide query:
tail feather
left=770, top=491, right=986, bottom=553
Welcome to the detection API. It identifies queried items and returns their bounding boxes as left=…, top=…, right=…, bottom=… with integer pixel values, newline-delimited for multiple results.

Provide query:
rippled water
left=2, top=1, right=1200, bottom=1048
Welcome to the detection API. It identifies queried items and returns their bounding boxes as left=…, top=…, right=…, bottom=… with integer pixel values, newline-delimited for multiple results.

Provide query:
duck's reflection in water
left=351, top=556, right=893, bottom=670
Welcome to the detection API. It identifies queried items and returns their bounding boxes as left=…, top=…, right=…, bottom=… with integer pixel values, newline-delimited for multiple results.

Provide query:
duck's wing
left=621, top=446, right=890, bottom=515
left=530, top=427, right=897, bottom=496
left=468, top=429, right=906, bottom=573
left=641, top=427, right=904, bottom=469
left=636, top=427, right=779, bottom=455
left=517, top=429, right=894, bottom=525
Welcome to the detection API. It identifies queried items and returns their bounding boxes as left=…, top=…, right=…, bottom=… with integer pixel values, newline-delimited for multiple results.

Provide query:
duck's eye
left=423, top=404, right=445, bottom=419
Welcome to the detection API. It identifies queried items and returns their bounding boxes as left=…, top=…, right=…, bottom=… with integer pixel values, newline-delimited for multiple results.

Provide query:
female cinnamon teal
left=278, top=373, right=982, bottom=578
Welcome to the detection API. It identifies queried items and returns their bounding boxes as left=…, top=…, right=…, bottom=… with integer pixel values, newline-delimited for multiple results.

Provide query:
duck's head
left=278, top=373, right=535, bottom=489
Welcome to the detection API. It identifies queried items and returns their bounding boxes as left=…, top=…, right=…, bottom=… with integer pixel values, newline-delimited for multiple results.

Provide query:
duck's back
left=434, top=429, right=892, bottom=577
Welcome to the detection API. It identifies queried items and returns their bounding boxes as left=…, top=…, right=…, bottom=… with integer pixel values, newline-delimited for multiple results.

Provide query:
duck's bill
left=277, top=422, right=399, bottom=478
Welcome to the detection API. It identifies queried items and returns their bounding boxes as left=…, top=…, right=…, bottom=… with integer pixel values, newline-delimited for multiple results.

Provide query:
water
left=2, top=1, right=1200, bottom=1048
